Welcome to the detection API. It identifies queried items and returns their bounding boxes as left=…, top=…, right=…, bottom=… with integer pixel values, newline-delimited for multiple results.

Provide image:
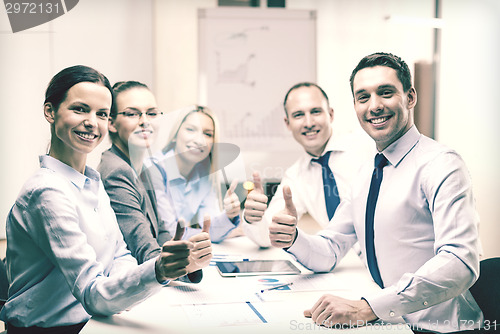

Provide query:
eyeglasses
left=116, top=109, right=163, bottom=119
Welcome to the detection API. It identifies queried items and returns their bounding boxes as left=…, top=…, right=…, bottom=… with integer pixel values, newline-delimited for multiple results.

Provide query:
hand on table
left=304, top=295, right=377, bottom=328
left=269, top=185, right=297, bottom=248
left=223, top=179, right=240, bottom=220
left=155, top=221, right=192, bottom=282
left=187, top=215, right=213, bottom=273
left=243, top=171, right=268, bottom=223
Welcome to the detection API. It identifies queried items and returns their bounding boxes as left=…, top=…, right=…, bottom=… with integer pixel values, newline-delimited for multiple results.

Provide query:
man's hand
left=269, top=185, right=298, bottom=248
left=223, top=179, right=240, bottom=220
left=186, top=215, right=213, bottom=273
left=155, top=221, right=192, bottom=282
left=304, top=295, right=377, bottom=328
left=244, top=171, right=268, bottom=223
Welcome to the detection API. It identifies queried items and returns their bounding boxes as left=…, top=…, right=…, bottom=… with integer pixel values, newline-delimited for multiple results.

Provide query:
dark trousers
left=7, top=322, right=87, bottom=334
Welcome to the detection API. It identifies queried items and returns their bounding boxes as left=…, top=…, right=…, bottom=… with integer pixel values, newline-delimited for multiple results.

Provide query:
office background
left=0, top=0, right=499, bottom=257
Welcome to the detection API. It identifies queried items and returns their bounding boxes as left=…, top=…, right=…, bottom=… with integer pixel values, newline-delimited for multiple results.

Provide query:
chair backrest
left=0, top=258, right=7, bottom=310
left=469, top=257, right=500, bottom=323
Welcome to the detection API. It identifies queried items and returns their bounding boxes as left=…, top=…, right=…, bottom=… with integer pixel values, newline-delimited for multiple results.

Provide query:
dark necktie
left=312, top=151, right=340, bottom=220
left=365, top=153, right=388, bottom=288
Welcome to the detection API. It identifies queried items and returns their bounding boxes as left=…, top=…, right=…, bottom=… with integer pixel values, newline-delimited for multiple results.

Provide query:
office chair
left=0, top=258, right=7, bottom=333
left=469, top=257, right=500, bottom=328
left=0, top=258, right=7, bottom=310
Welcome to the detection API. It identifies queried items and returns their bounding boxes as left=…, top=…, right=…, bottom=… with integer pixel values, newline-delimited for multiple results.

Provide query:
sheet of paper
left=164, top=281, right=261, bottom=305
left=239, top=273, right=348, bottom=293
left=163, top=272, right=359, bottom=306
left=182, top=302, right=267, bottom=327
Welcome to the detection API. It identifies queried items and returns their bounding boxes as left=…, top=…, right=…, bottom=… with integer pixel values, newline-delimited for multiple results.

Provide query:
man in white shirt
left=243, top=82, right=371, bottom=247
left=269, top=53, right=483, bottom=333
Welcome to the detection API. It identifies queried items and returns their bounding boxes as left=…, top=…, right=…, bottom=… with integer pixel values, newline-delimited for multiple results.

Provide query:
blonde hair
left=162, top=105, right=223, bottom=208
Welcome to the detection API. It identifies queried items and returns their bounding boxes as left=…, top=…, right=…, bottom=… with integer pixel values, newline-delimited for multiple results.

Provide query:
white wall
left=0, top=0, right=154, bottom=238
left=154, top=0, right=217, bottom=111
left=438, top=0, right=500, bottom=259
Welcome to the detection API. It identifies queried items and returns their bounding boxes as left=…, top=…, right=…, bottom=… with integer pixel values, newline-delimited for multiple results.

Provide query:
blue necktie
left=365, top=153, right=388, bottom=288
left=312, top=151, right=340, bottom=221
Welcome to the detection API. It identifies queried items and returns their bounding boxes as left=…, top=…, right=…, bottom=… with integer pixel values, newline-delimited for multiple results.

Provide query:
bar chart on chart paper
left=218, top=104, right=290, bottom=146
left=199, top=8, right=316, bottom=152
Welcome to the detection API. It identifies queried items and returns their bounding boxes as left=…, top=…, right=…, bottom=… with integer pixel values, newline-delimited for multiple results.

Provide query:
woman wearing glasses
left=1, top=67, right=192, bottom=333
left=147, top=106, right=241, bottom=243
left=97, top=81, right=212, bottom=283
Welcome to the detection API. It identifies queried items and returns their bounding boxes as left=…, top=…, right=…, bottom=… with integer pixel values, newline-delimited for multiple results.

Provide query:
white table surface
left=81, top=236, right=412, bottom=334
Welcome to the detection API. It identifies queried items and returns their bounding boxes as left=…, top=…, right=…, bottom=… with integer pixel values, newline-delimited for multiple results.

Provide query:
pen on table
left=212, top=254, right=250, bottom=261
left=210, top=256, right=250, bottom=265
left=260, top=282, right=293, bottom=293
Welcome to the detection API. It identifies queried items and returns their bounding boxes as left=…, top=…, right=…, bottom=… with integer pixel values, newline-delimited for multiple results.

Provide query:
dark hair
left=110, top=81, right=149, bottom=118
left=283, top=82, right=329, bottom=117
left=349, top=52, right=412, bottom=95
left=44, top=65, right=112, bottom=110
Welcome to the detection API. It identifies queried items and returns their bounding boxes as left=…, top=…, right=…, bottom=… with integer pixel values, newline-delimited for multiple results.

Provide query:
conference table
left=81, top=235, right=412, bottom=334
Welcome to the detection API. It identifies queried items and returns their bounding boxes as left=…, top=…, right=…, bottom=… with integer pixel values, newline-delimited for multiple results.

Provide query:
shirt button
left=423, top=301, right=428, bottom=306
left=389, top=311, right=395, bottom=317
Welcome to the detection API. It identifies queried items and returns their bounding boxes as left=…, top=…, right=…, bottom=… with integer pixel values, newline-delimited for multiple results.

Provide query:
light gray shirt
left=147, top=149, right=239, bottom=243
left=1, top=155, right=162, bottom=327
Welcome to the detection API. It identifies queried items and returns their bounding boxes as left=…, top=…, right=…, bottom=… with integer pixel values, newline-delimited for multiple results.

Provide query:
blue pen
left=260, top=282, right=293, bottom=293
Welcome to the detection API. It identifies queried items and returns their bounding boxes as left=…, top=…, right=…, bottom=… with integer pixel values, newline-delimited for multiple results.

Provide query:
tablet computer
left=215, top=260, right=301, bottom=277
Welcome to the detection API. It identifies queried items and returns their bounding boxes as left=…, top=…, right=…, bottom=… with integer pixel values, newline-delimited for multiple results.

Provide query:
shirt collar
left=39, top=155, right=100, bottom=191
left=160, top=149, right=183, bottom=182
left=380, top=125, right=421, bottom=167
left=160, top=149, right=205, bottom=184
left=306, top=133, right=347, bottom=161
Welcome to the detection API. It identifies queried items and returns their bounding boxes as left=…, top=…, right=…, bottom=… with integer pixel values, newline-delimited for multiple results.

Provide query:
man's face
left=284, top=86, right=333, bottom=157
left=352, top=66, right=416, bottom=151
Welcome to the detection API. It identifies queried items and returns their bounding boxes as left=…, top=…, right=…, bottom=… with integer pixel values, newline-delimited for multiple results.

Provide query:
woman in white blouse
left=147, top=106, right=241, bottom=243
left=1, top=65, right=192, bottom=333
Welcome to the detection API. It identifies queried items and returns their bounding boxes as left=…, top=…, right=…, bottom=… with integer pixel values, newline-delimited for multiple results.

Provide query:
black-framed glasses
left=116, top=109, right=163, bottom=119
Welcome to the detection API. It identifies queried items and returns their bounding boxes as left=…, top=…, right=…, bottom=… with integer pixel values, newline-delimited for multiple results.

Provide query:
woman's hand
left=223, top=180, right=240, bottom=220
left=186, top=215, right=213, bottom=273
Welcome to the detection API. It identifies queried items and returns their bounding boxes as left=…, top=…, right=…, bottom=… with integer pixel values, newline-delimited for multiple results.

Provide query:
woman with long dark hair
left=1, top=66, right=192, bottom=333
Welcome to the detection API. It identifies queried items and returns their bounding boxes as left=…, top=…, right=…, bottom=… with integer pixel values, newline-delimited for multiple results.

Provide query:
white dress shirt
left=1, top=155, right=162, bottom=328
left=287, top=126, right=483, bottom=333
left=243, top=131, right=373, bottom=247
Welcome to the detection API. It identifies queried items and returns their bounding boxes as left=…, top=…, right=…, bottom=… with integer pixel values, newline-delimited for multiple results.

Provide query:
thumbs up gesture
left=223, top=179, right=241, bottom=220
left=244, top=171, right=269, bottom=224
left=155, top=220, right=192, bottom=282
left=186, top=215, right=213, bottom=273
left=269, top=185, right=298, bottom=248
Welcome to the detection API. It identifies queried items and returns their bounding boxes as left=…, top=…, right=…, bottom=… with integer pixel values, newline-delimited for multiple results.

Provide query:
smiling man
left=269, top=53, right=483, bottom=333
left=243, top=82, right=371, bottom=247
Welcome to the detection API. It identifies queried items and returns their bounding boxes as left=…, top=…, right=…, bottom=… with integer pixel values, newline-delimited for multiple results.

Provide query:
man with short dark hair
left=269, top=53, right=482, bottom=333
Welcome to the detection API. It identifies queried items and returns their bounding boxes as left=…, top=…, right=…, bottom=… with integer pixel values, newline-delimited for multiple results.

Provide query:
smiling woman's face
left=46, top=81, right=111, bottom=165
left=110, top=87, right=160, bottom=153
left=174, top=111, right=215, bottom=169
